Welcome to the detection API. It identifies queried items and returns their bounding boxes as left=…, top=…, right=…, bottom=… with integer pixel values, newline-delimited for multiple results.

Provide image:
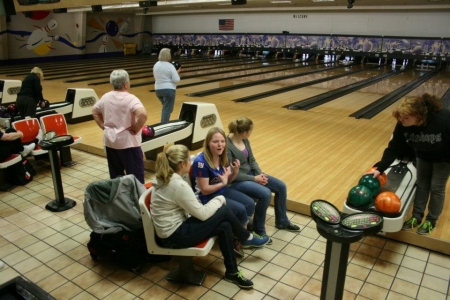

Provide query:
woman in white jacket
left=150, top=144, right=268, bottom=289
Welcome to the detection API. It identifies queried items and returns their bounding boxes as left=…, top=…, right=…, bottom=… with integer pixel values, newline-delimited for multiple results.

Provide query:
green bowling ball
left=358, top=174, right=381, bottom=196
left=348, top=185, right=373, bottom=208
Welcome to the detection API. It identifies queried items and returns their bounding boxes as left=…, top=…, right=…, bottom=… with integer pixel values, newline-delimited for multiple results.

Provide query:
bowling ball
left=375, top=191, right=401, bottom=214
left=348, top=185, right=373, bottom=208
left=0, top=106, right=6, bottom=117
left=366, top=167, right=387, bottom=187
left=358, top=174, right=381, bottom=196
left=7, top=103, right=18, bottom=115
left=172, top=61, right=181, bottom=70
left=39, top=99, right=50, bottom=109
left=141, top=125, right=154, bottom=138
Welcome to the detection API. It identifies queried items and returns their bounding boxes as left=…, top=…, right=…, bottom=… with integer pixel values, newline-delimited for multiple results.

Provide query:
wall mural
left=2, top=12, right=151, bottom=60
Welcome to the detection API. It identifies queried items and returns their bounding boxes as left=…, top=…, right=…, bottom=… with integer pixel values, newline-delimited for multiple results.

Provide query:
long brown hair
left=202, top=127, right=229, bottom=168
left=392, top=93, right=442, bottom=126
left=155, top=144, right=189, bottom=185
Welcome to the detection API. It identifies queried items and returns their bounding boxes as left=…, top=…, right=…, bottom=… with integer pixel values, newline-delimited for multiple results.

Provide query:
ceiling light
left=311, top=0, right=334, bottom=2
left=270, top=0, right=291, bottom=3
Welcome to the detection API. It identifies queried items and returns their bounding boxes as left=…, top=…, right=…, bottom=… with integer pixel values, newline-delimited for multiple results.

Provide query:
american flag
left=219, top=19, right=234, bottom=31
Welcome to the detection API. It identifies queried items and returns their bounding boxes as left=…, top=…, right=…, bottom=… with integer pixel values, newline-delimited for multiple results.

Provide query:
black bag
left=6, top=158, right=37, bottom=185
left=87, top=228, right=170, bottom=273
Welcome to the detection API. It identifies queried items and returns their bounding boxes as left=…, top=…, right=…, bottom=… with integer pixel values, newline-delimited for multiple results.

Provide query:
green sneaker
left=416, top=220, right=435, bottom=235
left=402, top=217, right=421, bottom=231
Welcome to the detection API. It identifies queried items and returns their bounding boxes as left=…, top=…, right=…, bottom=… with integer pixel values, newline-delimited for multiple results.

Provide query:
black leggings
left=0, top=128, right=24, bottom=161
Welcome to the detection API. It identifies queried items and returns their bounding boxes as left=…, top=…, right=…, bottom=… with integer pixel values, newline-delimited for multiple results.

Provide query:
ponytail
left=228, top=117, right=253, bottom=135
left=155, top=144, right=189, bottom=185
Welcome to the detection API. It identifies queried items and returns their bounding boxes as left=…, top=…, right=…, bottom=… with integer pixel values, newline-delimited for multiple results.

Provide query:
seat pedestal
left=166, top=257, right=206, bottom=286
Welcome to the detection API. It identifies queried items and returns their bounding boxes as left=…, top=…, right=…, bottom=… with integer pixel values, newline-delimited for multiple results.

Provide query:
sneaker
left=241, top=233, right=269, bottom=249
left=20, top=143, right=35, bottom=157
left=225, top=270, right=253, bottom=289
left=253, top=232, right=273, bottom=245
left=233, top=238, right=244, bottom=258
left=0, top=260, right=4, bottom=269
left=36, top=129, right=43, bottom=142
left=276, top=223, right=300, bottom=232
left=402, top=217, right=421, bottom=231
left=416, top=220, right=435, bottom=235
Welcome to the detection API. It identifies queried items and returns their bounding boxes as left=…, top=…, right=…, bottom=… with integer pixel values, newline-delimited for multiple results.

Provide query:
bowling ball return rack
left=311, top=199, right=383, bottom=300
left=343, top=159, right=417, bottom=232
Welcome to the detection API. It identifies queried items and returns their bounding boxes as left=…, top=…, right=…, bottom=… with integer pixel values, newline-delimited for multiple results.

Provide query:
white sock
left=247, top=233, right=253, bottom=241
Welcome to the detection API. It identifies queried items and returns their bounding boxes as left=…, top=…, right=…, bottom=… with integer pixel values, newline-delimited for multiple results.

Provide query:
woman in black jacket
left=16, top=67, right=45, bottom=118
left=368, top=93, right=450, bottom=235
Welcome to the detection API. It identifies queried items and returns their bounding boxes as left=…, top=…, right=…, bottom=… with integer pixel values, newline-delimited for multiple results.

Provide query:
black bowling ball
left=172, top=61, right=181, bottom=70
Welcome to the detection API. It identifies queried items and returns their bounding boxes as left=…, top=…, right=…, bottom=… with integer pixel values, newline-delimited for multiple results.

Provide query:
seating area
left=39, top=113, right=82, bottom=167
left=139, top=186, right=216, bottom=286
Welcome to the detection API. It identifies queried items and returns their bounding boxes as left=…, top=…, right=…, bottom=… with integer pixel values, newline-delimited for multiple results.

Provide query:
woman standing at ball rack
left=367, top=93, right=450, bottom=235
left=153, top=48, right=181, bottom=124
left=16, top=67, right=45, bottom=119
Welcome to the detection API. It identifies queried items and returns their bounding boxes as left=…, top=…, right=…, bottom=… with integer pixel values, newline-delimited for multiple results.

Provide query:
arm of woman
left=175, top=182, right=225, bottom=221
left=246, top=140, right=262, bottom=174
left=171, top=66, right=181, bottom=83
left=0, top=131, right=23, bottom=141
left=129, top=107, right=148, bottom=135
left=375, top=123, right=410, bottom=173
left=34, top=76, right=44, bottom=102
left=196, top=176, right=227, bottom=195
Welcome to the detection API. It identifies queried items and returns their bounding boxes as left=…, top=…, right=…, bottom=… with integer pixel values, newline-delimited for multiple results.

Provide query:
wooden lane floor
left=3, top=57, right=450, bottom=255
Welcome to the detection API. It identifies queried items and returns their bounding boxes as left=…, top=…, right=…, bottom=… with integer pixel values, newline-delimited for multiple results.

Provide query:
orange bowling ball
left=366, top=167, right=387, bottom=187
left=375, top=191, right=401, bottom=213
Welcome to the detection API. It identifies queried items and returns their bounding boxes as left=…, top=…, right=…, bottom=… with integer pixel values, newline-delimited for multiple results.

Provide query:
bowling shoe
left=20, top=143, right=35, bottom=157
left=402, top=216, right=421, bottom=231
left=276, top=223, right=300, bottom=232
left=416, top=220, right=435, bottom=235
left=225, top=270, right=253, bottom=289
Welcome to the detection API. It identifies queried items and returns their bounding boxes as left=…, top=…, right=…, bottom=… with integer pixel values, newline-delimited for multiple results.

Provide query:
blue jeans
left=159, top=206, right=250, bottom=274
left=230, top=174, right=289, bottom=235
left=223, top=188, right=255, bottom=225
left=155, top=89, right=176, bottom=123
left=412, top=158, right=450, bottom=224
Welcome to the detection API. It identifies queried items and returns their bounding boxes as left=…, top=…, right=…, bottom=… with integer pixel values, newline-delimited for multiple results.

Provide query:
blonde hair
left=31, top=67, right=44, bottom=80
left=202, top=127, right=229, bottom=169
left=158, top=48, right=172, bottom=62
left=392, top=93, right=442, bottom=126
left=228, top=117, right=253, bottom=135
left=155, top=144, right=189, bottom=185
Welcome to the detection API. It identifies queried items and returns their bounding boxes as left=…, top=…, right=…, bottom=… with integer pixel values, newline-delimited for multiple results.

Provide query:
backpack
left=87, top=228, right=170, bottom=273
left=6, top=158, right=37, bottom=185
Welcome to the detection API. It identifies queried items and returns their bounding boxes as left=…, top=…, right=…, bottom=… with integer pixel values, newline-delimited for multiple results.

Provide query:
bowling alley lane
left=187, top=63, right=375, bottom=108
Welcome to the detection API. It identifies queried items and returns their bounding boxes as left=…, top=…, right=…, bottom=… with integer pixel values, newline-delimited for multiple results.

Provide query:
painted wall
left=1, top=11, right=151, bottom=62
left=152, top=11, right=450, bottom=38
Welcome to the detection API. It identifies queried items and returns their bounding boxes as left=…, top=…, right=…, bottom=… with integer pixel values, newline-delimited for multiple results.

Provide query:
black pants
left=16, top=95, right=37, bottom=118
left=0, top=128, right=23, bottom=161
left=160, top=205, right=250, bottom=274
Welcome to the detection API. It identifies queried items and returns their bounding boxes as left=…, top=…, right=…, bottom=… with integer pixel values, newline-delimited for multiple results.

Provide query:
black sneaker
left=276, top=223, right=300, bottom=232
left=225, top=270, right=253, bottom=289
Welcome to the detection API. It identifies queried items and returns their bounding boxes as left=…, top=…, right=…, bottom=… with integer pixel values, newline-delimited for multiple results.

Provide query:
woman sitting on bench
left=0, top=128, right=41, bottom=160
left=150, top=144, right=269, bottom=289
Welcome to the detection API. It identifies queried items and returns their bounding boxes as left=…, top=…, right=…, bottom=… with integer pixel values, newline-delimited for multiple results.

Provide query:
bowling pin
left=99, top=36, right=108, bottom=53
left=26, top=19, right=57, bottom=50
